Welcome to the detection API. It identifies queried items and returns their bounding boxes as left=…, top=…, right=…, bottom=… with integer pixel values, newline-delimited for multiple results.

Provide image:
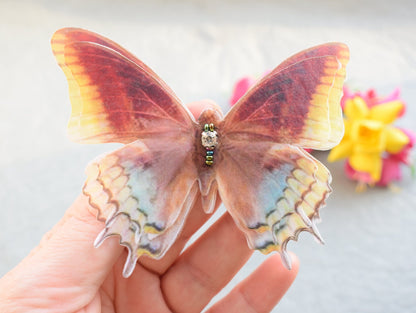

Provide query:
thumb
left=186, top=99, right=221, bottom=119
left=1, top=195, right=123, bottom=303
left=37, top=195, right=124, bottom=282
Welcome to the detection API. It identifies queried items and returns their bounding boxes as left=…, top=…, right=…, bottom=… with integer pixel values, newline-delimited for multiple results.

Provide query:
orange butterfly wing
left=52, top=28, right=199, bottom=277
left=224, top=43, right=349, bottom=150
left=51, top=28, right=193, bottom=144
left=218, top=43, right=349, bottom=267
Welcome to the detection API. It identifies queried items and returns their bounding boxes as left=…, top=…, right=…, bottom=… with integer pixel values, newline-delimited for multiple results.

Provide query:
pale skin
left=0, top=101, right=299, bottom=313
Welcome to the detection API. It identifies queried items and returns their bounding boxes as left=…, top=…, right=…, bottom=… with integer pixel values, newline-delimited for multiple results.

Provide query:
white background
left=1, top=0, right=416, bottom=312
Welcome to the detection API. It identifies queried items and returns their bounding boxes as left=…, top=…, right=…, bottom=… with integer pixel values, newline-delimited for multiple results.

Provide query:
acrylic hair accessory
left=51, top=28, right=349, bottom=278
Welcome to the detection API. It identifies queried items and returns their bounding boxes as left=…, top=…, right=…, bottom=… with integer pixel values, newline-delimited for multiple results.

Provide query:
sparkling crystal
left=201, top=131, right=218, bottom=148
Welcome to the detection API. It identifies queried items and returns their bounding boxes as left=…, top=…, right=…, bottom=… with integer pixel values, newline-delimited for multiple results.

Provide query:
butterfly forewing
left=51, top=28, right=194, bottom=144
left=224, top=43, right=349, bottom=150
left=272, top=43, right=349, bottom=145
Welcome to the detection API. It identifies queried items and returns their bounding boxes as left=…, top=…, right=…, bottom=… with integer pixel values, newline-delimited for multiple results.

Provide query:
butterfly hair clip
left=51, top=28, right=349, bottom=278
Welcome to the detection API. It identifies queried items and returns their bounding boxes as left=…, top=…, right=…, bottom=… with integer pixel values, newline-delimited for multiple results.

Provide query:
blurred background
left=1, top=0, right=416, bottom=312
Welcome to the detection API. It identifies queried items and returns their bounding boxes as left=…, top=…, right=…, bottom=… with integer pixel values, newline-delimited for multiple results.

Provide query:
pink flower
left=376, top=129, right=415, bottom=186
left=229, top=76, right=255, bottom=106
left=344, top=128, right=414, bottom=187
left=377, top=156, right=403, bottom=187
left=393, top=128, right=415, bottom=165
left=344, top=161, right=373, bottom=184
left=341, top=87, right=405, bottom=115
left=340, top=86, right=354, bottom=109
left=336, top=86, right=413, bottom=188
left=229, top=71, right=271, bottom=106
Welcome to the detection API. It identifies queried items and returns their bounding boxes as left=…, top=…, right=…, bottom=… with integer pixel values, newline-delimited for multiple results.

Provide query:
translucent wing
left=218, top=43, right=349, bottom=266
left=84, top=137, right=198, bottom=277
left=52, top=28, right=199, bottom=277
left=216, top=140, right=330, bottom=268
left=223, top=43, right=349, bottom=150
left=51, top=28, right=194, bottom=143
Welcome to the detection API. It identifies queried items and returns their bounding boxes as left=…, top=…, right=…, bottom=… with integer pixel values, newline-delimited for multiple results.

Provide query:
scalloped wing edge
left=251, top=148, right=331, bottom=269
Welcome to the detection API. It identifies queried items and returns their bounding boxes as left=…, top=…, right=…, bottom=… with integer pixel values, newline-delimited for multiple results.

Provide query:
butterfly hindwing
left=223, top=43, right=349, bottom=150
left=216, top=140, right=331, bottom=267
left=51, top=28, right=193, bottom=144
left=83, top=137, right=198, bottom=277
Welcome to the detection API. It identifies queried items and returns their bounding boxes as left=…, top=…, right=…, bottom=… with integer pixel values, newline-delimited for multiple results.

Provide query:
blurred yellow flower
left=328, top=96, right=409, bottom=182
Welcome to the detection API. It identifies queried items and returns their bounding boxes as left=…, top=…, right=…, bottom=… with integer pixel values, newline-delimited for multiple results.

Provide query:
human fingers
left=161, top=213, right=253, bottom=313
left=27, top=100, right=220, bottom=282
left=206, top=253, right=299, bottom=313
left=138, top=193, right=221, bottom=275
left=137, top=100, right=222, bottom=275
left=0, top=195, right=123, bottom=311
left=186, top=99, right=220, bottom=118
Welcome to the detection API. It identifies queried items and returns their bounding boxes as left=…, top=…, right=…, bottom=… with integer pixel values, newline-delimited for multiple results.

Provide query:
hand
left=0, top=101, right=299, bottom=313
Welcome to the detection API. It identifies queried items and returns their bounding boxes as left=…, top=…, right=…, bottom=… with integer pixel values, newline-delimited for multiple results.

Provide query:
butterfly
left=51, top=28, right=349, bottom=278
